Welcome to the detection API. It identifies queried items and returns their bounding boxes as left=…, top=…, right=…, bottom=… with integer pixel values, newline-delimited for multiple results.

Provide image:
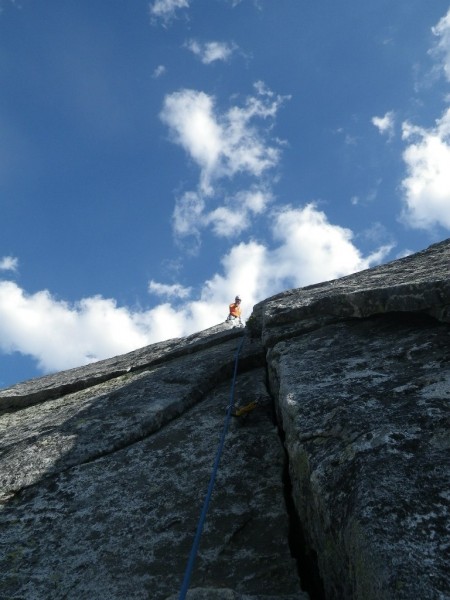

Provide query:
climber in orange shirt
left=226, top=295, right=243, bottom=326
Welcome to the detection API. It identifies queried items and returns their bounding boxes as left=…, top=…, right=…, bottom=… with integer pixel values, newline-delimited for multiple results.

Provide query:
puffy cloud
left=431, top=8, right=450, bottom=82
left=185, top=39, right=238, bottom=64
left=148, top=280, right=192, bottom=299
left=0, top=283, right=150, bottom=372
left=0, top=204, right=390, bottom=377
left=0, top=279, right=216, bottom=374
left=161, top=84, right=287, bottom=242
left=0, top=256, right=18, bottom=272
left=160, top=84, right=287, bottom=195
left=149, top=0, right=189, bottom=24
left=267, top=204, right=391, bottom=288
left=204, top=206, right=250, bottom=237
left=203, top=188, right=272, bottom=237
left=398, top=9, right=450, bottom=231
left=241, top=188, right=271, bottom=214
left=173, top=187, right=272, bottom=239
left=372, top=111, right=395, bottom=139
left=401, top=108, right=450, bottom=230
left=200, top=240, right=268, bottom=314
left=160, top=90, right=222, bottom=194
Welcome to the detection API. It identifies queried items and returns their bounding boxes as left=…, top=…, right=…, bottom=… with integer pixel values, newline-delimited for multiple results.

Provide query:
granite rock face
left=268, top=314, right=449, bottom=599
left=257, top=240, right=450, bottom=600
left=1, top=239, right=450, bottom=599
left=0, top=329, right=303, bottom=599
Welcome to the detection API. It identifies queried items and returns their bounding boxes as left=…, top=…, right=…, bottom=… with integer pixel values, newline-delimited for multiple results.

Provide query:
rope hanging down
left=178, top=333, right=246, bottom=600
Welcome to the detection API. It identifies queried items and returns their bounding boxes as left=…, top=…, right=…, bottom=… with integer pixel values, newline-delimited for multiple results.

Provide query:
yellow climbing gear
left=232, top=401, right=258, bottom=417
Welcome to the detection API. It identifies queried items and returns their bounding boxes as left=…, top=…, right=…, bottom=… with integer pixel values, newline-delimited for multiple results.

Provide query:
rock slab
left=0, top=331, right=304, bottom=599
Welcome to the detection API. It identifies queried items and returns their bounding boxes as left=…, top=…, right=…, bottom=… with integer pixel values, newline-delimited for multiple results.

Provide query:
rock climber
left=226, top=295, right=243, bottom=326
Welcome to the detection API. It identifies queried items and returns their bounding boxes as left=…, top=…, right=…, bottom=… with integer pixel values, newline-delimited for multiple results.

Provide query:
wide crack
left=266, top=370, right=326, bottom=600
left=280, top=432, right=326, bottom=600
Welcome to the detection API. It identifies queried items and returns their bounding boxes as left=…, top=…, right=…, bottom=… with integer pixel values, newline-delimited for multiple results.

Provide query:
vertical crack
left=265, top=368, right=326, bottom=600
left=280, top=431, right=326, bottom=600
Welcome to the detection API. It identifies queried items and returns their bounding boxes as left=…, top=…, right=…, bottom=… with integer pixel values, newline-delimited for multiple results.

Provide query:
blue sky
left=1, top=0, right=450, bottom=388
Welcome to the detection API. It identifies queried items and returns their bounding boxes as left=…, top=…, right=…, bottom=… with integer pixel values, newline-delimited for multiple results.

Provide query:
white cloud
left=160, top=90, right=222, bottom=194
left=398, top=9, right=450, bottom=231
left=0, top=283, right=151, bottom=372
left=267, top=204, right=392, bottom=288
left=241, top=188, right=271, bottom=214
left=185, top=39, right=237, bottom=64
left=200, top=241, right=267, bottom=312
left=203, top=188, right=272, bottom=237
left=153, top=65, right=166, bottom=78
left=401, top=107, right=450, bottom=230
left=0, top=204, right=390, bottom=378
left=204, top=206, right=250, bottom=237
left=160, top=83, right=287, bottom=195
left=431, top=8, right=450, bottom=82
left=161, top=84, right=287, bottom=242
left=148, top=280, right=191, bottom=299
left=149, top=0, right=189, bottom=24
left=173, top=187, right=272, bottom=239
left=372, top=111, right=395, bottom=139
left=0, top=256, right=18, bottom=272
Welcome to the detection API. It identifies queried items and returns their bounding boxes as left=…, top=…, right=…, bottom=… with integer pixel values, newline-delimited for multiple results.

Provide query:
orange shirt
left=229, top=302, right=242, bottom=317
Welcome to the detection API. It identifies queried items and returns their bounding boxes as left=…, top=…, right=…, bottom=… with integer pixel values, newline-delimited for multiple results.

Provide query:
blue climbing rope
left=178, top=333, right=246, bottom=600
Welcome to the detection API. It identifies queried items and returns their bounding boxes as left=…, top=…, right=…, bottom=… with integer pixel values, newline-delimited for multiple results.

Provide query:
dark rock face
left=0, top=328, right=303, bottom=599
left=268, top=314, right=450, bottom=599
left=1, top=239, right=450, bottom=599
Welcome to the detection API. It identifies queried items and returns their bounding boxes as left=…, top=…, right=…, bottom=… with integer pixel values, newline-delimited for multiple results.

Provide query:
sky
left=1, top=0, right=450, bottom=388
